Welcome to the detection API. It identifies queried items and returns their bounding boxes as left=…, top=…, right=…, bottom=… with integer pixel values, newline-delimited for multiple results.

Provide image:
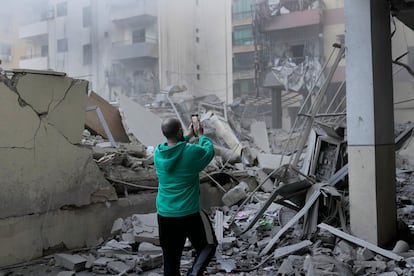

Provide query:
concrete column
left=271, top=87, right=282, bottom=129
left=345, top=0, right=396, bottom=245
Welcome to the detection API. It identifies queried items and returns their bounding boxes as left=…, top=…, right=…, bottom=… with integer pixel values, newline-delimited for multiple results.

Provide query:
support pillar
left=345, top=0, right=396, bottom=245
left=271, top=87, right=282, bottom=129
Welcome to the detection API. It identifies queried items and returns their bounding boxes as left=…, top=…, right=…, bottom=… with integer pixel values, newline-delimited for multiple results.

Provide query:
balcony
left=232, top=11, right=253, bottom=27
left=233, top=37, right=255, bottom=53
left=262, top=9, right=321, bottom=31
left=255, top=0, right=322, bottom=32
left=233, top=70, right=255, bottom=80
left=19, top=55, right=48, bottom=70
left=233, top=44, right=255, bottom=54
left=111, top=38, right=158, bottom=61
left=110, top=0, right=157, bottom=26
left=19, top=21, right=48, bottom=39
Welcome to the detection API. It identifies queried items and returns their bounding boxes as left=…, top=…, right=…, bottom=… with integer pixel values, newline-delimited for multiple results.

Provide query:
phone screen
left=192, top=114, right=200, bottom=135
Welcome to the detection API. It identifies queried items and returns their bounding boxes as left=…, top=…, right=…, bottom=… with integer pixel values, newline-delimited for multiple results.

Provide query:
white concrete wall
left=158, top=0, right=233, bottom=103
left=0, top=71, right=116, bottom=219
left=0, top=194, right=156, bottom=266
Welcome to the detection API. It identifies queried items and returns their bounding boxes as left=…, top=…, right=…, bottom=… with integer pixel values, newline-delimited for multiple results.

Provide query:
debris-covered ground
left=3, top=87, right=414, bottom=276
left=2, top=59, right=414, bottom=275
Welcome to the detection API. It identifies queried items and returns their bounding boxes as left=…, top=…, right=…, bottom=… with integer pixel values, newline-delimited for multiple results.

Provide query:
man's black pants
left=158, top=211, right=217, bottom=276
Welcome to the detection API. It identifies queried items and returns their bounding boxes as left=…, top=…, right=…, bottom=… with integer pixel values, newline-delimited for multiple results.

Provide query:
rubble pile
left=4, top=86, right=414, bottom=275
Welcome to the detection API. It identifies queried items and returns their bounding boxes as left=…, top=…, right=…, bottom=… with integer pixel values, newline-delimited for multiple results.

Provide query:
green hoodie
left=154, top=135, right=215, bottom=217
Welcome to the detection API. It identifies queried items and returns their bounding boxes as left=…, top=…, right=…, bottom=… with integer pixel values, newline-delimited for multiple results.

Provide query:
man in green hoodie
left=154, top=117, right=217, bottom=276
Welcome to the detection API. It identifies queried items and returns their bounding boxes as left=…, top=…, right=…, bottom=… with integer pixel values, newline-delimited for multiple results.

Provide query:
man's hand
left=195, top=124, right=204, bottom=137
left=187, top=123, right=195, bottom=139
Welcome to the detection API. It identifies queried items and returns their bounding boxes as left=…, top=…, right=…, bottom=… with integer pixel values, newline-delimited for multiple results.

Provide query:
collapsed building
left=0, top=69, right=156, bottom=267
left=1, top=0, right=414, bottom=275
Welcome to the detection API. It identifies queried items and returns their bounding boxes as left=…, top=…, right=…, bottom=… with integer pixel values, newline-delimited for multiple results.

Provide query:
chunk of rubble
left=222, top=181, right=249, bottom=206
left=132, top=213, right=160, bottom=245
left=107, top=261, right=133, bottom=274
left=54, top=253, right=87, bottom=272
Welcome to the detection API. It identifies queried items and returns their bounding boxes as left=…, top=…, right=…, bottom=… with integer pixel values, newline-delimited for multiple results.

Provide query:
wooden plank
left=85, top=92, right=130, bottom=143
left=318, top=223, right=404, bottom=261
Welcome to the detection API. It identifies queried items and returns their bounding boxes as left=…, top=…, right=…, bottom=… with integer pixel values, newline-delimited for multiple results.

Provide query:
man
left=154, top=117, right=217, bottom=276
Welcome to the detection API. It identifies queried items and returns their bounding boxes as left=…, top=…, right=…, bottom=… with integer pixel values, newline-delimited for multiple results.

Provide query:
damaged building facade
left=232, top=0, right=414, bottom=130
left=0, top=70, right=156, bottom=266
left=17, top=0, right=159, bottom=102
left=2, top=0, right=414, bottom=275
left=15, top=0, right=232, bottom=104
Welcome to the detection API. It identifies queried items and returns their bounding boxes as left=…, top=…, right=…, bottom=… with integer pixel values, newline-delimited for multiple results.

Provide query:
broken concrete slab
left=277, top=255, right=305, bottom=275
left=0, top=72, right=116, bottom=219
left=357, top=247, right=375, bottom=261
left=250, top=120, right=271, bottom=153
left=318, top=223, right=404, bottom=261
left=111, top=218, right=125, bottom=235
left=273, top=240, right=312, bottom=260
left=132, top=213, right=160, bottom=245
left=254, top=169, right=274, bottom=193
left=257, top=153, right=290, bottom=172
left=204, top=111, right=242, bottom=156
left=0, top=193, right=156, bottom=267
left=54, top=253, right=87, bottom=272
left=118, top=92, right=164, bottom=146
left=15, top=72, right=87, bottom=144
left=107, top=261, right=133, bottom=274
left=138, top=242, right=162, bottom=254
left=86, top=91, right=130, bottom=143
left=222, top=182, right=249, bottom=206
left=217, top=258, right=237, bottom=273
left=138, top=254, right=163, bottom=271
left=261, top=189, right=321, bottom=256
left=99, top=239, right=132, bottom=254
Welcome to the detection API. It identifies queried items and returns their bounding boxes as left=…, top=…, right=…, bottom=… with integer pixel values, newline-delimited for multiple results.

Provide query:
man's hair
left=161, top=118, right=181, bottom=139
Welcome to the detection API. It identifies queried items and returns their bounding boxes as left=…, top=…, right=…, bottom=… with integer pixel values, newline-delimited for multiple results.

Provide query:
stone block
left=221, top=181, right=249, bottom=206
left=111, top=218, right=125, bottom=235
left=138, top=254, right=163, bottom=271
left=54, top=253, right=87, bottom=272
left=132, top=213, right=159, bottom=245
left=107, top=261, right=133, bottom=274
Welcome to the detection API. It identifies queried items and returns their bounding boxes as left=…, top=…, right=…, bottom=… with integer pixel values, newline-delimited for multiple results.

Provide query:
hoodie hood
left=155, top=141, right=186, bottom=172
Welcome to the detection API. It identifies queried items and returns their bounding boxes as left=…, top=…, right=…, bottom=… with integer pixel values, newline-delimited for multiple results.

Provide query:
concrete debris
left=318, top=223, right=404, bottom=262
left=131, top=213, right=160, bottom=245
left=86, top=91, right=130, bottom=143
left=107, top=261, right=133, bottom=274
left=54, top=253, right=87, bottom=272
left=222, top=181, right=250, bottom=206
left=111, top=218, right=125, bottom=235
left=117, top=92, right=164, bottom=147
left=3, top=78, right=414, bottom=276
left=250, top=120, right=271, bottom=153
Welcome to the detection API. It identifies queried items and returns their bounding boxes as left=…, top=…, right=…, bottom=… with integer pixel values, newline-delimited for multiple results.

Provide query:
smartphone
left=191, top=114, right=200, bottom=136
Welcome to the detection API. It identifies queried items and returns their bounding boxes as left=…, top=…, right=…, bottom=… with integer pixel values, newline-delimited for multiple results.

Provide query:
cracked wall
left=0, top=70, right=116, bottom=219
